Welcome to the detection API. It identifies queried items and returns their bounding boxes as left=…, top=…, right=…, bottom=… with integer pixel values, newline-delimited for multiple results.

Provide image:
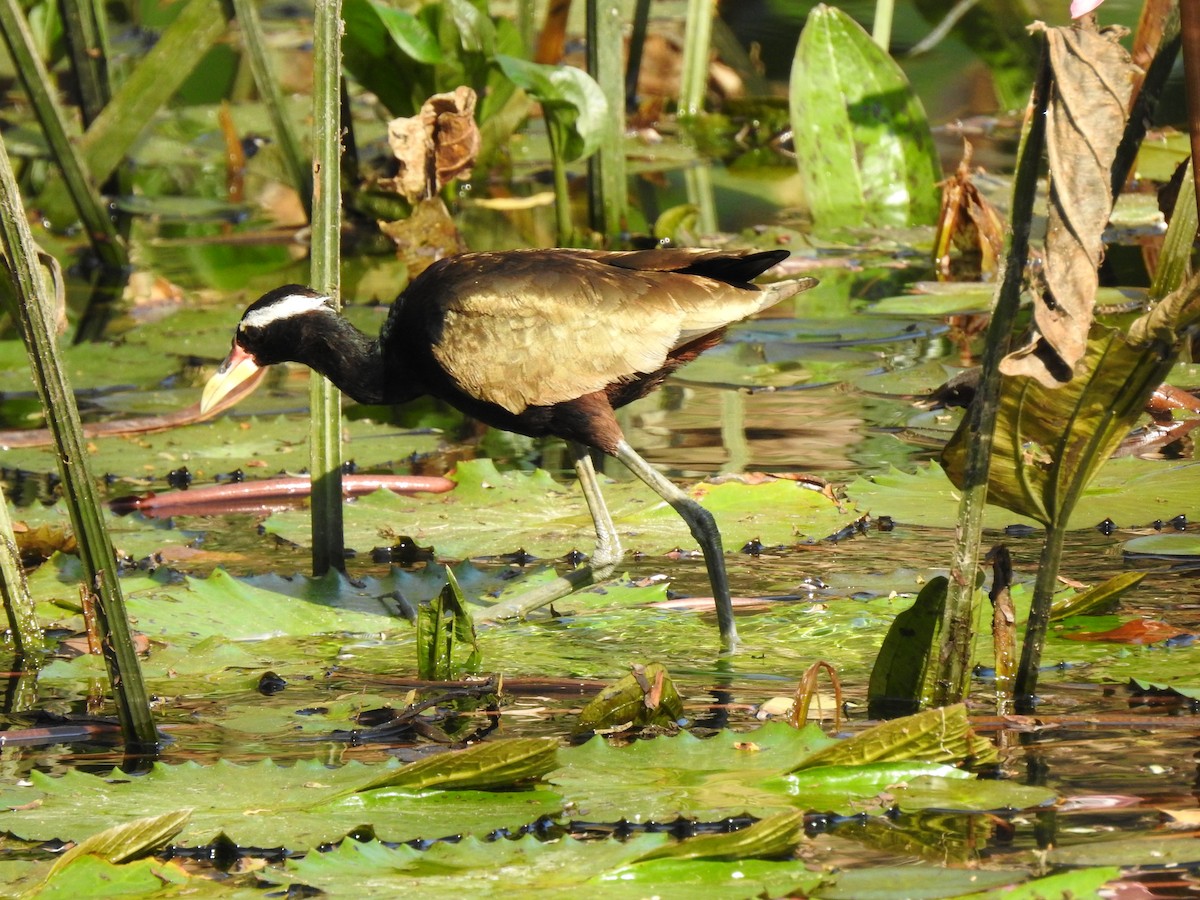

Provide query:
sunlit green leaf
left=0, top=757, right=561, bottom=849
left=365, top=737, right=558, bottom=792
left=1049, top=836, right=1200, bottom=866
left=371, top=1, right=442, bottom=63
left=417, top=566, right=481, bottom=679
left=265, top=832, right=824, bottom=898
left=952, top=867, right=1121, bottom=899
left=789, top=4, right=940, bottom=229
left=493, top=55, right=607, bottom=162
left=813, top=865, right=1031, bottom=899
left=1050, top=572, right=1146, bottom=621
left=793, top=704, right=998, bottom=769
left=636, top=810, right=803, bottom=861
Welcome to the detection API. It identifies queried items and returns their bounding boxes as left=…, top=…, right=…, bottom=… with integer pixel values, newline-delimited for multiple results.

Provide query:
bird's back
left=381, top=249, right=813, bottom=416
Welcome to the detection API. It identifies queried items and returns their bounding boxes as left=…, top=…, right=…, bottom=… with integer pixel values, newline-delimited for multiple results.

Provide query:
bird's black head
left=234, top=284, right=335, bottom=366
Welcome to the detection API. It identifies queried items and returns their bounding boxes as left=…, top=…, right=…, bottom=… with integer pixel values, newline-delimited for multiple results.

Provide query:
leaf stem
left=931, top=40, right=1051, bottom=707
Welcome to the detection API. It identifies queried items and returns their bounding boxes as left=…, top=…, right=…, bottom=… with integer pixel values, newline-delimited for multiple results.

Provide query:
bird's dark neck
left=289, top=315, right=410, bottom=406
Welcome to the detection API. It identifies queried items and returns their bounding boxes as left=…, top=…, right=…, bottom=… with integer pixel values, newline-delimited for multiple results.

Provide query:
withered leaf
left=1001, top=23, right=1139, bottom=386
left=385, top=86, right=480, bottom=204
left=933, top=142, right=1005, bottom=276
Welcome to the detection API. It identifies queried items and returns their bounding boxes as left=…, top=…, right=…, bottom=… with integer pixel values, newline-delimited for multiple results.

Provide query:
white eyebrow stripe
left=241, top=293, right=330, bottom=328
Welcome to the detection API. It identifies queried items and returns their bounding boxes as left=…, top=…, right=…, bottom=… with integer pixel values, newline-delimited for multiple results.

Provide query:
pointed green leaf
left=868, top=575, right=948, bottom=719
left=635, top=811, right=803, bottom=862
left=50, top=809, right=191, bottom=874
left=576, top=662, right=684, bottom=733
left=789, top=4, right=940, bottom=229
left=365, top=737, right=558, bottom=792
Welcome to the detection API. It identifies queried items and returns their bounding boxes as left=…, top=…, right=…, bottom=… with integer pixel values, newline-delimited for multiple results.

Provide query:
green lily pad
left=847, top=458, right=1200, bottom=531
left=263, top=458, right=855, bottom=560
left=0, top=750, right=562, bottom=849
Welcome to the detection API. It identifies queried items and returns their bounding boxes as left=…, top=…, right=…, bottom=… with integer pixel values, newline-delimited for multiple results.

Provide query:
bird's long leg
left=613, top=439, right=738, bottom=650
left=570, top=441, right=623, bottom=573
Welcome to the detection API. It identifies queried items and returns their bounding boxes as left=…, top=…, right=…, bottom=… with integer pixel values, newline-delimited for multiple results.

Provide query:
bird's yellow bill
left=200, top=345, right=261, bottom=414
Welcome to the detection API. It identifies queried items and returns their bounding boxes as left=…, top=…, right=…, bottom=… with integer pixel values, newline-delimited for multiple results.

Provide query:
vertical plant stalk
left=1179, top=0, right=1200, bottom=224
left=0, top=0, right=125, bottom=270
left=232, top=0, right=313, bottom=219
left=547, top=124, right=574, bottom=246
left=517, top=0, right=536, bottom=56
left=624, top=0, right=651, bottom=110
left=585, top=0, right=627, bottom=240
left=684, top=162, right=717, bottom=236
left=0, top=139, right=155, bottom=749
left=872, top=0, right=895, bottom=50
left=309, top=0, right=345, bottom=576
left=679, top=0, right=715, bottom=117
left=930, top=46, right=1051, bottom=707
left=0, top=483, right=45, bottom=660
left=57, top=0, right=110, bottom=126
left=1111, top=3, right=1179, bottom=197
left=1012, top=514, right=1067, bottom=711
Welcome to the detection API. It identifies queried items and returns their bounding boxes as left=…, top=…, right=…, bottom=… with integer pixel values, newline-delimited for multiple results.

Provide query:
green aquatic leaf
left=789, top=4, right=940, bottom=230
left=793, top=704, right=998, bottom=769
left=1050, top=571, right=1146, bottom=621
left=263, top=458, right=855, bottom=560
left=846, top=458, right=1200, bottom=532
left=417, top=566, right=481, bottom=679
left=266, top=832, right=824, bottom=899
left=951, top=867, right=1121, bottom=900
left=364, top=737, right=558, bottom=792
left=0, top=755, right=562, bottom=849
left=494, top=55, right=607, bottom=162
left=636, top=810, right=803, bottom=861
left=1123, top=533, right=1200, bottom=558
left=868, top=575, right=948, bottom=718
left=813, top=865, right=1032, bottom=900
left=1049, top=836, right=1200, bottom=867
left=575, top=662, right=684, bottom=733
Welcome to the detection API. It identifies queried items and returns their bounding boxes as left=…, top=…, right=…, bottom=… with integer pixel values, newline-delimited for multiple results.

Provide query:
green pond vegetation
left=3, top=0, right=1200, bottom=896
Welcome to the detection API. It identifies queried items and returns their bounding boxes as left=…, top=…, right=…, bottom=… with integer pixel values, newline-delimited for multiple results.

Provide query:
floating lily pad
left=847, top=458, right=1200, bottom=531
left=263, top=459, right=856, bottom=560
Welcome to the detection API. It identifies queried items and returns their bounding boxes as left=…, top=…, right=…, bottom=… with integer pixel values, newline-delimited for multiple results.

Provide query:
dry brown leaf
left=933, top=143, right=1006, bottom=276
left=1001, top=23, right=1140, bottom=386
left=385, top=86, right=480, bottom=204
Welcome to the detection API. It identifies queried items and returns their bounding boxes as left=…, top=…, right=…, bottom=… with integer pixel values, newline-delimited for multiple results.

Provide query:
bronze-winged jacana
left=201, top=248, right=815, bottom=647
